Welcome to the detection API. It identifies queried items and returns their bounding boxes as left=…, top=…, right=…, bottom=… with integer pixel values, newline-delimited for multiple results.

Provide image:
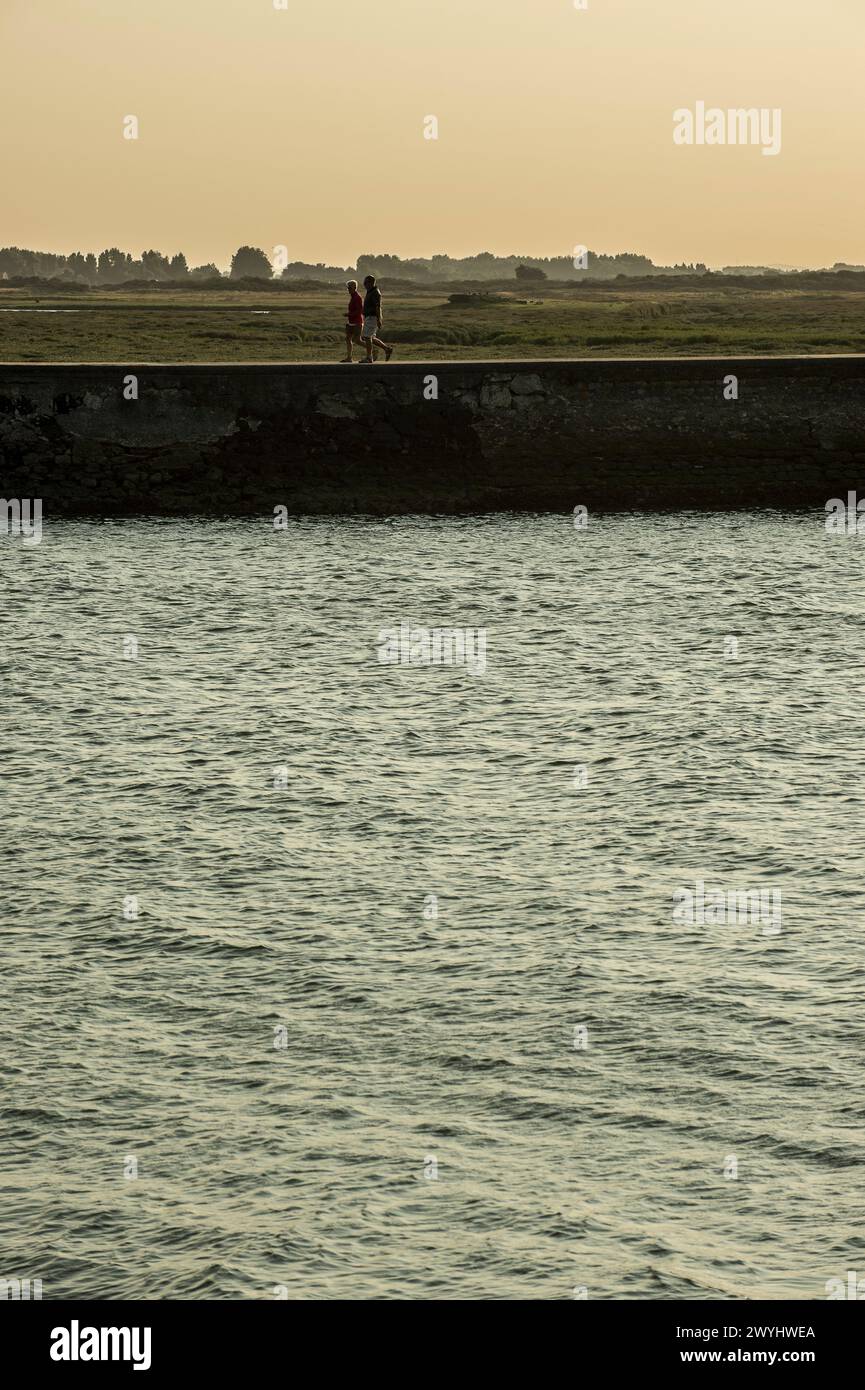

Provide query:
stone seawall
left=1, top=358, right=864, bottom=514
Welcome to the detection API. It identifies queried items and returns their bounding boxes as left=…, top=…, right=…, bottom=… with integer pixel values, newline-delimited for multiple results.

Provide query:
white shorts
left=361, top=320, right=378, bottom=340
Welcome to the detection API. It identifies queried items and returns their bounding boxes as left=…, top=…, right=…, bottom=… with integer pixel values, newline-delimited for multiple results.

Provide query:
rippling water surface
left=2, top=511, right=864, bottom=1301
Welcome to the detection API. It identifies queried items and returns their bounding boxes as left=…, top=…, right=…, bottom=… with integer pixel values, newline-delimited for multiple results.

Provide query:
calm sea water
left=2, top=512, right=864, bottom=1301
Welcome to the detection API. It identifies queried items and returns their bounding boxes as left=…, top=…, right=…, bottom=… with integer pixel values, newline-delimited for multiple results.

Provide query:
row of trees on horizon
left=0, top=243, right=717, bottom=286
left=2, top=244, right=862, bottom=287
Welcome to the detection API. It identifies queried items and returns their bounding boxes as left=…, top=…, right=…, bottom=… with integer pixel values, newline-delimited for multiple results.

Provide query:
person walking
left=359, top=275, right=393, bottom=363
left=342, top=280, right=365, bottom=362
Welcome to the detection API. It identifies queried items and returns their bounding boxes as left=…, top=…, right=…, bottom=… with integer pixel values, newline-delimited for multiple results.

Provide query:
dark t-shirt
left=363, top=287, right=382, bottom=317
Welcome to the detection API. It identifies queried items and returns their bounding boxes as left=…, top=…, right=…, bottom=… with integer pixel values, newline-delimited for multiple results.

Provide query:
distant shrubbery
left=3, top=241, right=864, bottom=292
left=229, top=246, right=272, bottom=279
left=446, top=292, right=510, bottom=307
left=356, top=249, right=685, bottom=282
left=0, top=243, right=710, bottom=288
left=279, top=262, right=352, bottom=282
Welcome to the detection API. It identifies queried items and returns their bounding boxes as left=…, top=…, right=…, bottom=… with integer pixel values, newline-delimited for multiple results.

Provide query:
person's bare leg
left=372, top=334, right=392, bottom=360
left=344, top=326, right=363, bottom=361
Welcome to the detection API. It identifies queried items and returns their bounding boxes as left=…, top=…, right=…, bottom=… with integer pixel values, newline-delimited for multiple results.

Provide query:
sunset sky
left=1, top=0, right=862, bottom=269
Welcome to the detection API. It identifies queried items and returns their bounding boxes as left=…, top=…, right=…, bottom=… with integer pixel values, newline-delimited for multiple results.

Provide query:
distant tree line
left=351, top=250, right=708, bottom=282
left=0, top=244, right=712, bottom=286
left=2, top=244, right=860, bottom=288
left=0, top=245, right=221, bottom=284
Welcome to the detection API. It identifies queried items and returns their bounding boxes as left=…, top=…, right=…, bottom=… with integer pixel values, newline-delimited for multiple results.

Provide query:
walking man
left=360, top=275, right=393, bottom=363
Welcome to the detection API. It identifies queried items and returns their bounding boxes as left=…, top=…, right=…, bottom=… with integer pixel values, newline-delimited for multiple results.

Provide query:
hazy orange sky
left=1, top=0, right=862, bottom=269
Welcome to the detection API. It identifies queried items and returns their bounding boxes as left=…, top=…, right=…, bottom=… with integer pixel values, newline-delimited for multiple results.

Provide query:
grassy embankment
left=2, top=282, right=865, bottom=362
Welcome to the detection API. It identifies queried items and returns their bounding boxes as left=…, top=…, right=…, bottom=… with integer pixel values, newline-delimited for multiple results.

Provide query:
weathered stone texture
left=1, top=358, right=863, bottom=513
